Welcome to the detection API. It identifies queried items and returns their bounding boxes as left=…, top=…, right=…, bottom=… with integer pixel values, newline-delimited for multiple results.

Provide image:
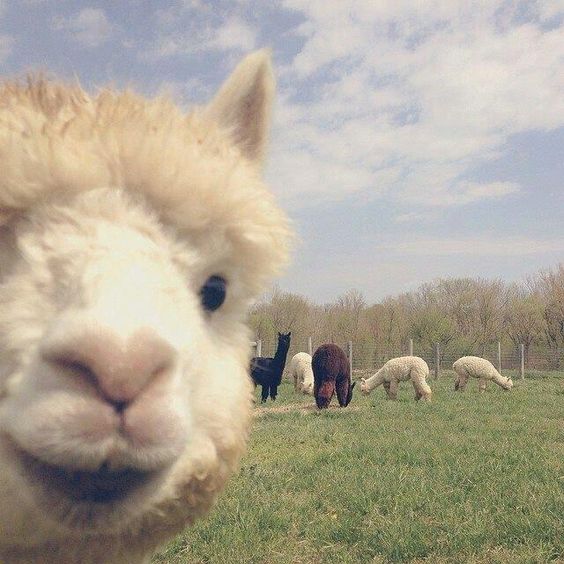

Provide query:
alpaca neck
left=366, top=367, right=384, bottom=390
left=273, top=342, right=289, bottom=370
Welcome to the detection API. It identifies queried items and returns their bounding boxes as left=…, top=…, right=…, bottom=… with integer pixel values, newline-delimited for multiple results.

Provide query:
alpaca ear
left=205, top=49, right=275, bottom=167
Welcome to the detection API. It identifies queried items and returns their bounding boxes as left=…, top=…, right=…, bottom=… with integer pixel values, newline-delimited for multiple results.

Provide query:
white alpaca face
left=0, top=50, right=291, bottom=556
left=0, top=189, right=253, bottom=533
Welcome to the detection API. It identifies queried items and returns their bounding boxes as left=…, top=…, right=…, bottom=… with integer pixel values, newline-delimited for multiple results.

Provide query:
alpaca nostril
left=113, top=400, right=127, bottom=414
left=40, top=327, right=177, bottom=406
left=45, top=356, right=99, bottom=388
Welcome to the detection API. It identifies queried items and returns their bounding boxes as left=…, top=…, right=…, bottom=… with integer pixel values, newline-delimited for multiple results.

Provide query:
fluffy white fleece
left=0, top=51, right=292, bottom=563
left=360, top=356, right=432, bottom=401
left=289, top=352, right=314, bottom=395
left=453, top=356, right=513, bottom=392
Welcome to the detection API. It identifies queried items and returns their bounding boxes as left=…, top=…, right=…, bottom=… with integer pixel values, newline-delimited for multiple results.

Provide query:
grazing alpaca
left=289, top=352, right=314, bottom=395
left=312, top=344, right=355, bottom=409
left=0, top=51, right=292, bottom=563
left=360, top=356, right=432, bottom=401
left=453, top=356, right=513, bottom=392
left=251, top=332, right=291, bottom=402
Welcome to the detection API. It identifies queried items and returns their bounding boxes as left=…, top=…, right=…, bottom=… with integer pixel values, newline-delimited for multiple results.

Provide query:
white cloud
left=53, top=8, right=114, bottom=48
left=270, top=0, right=564, bottom=208
left=398, top=181, right=520, bottom=207
left=211, top=17, right=256, bottom=51
left=394, top=212, right=428, bottom=223
left=144, top=17, right=256, bottom=60
left=155, top=77, right=212, bottom=107
left=538, top=0, right=564, bottom=21
left=378, top=236, right=564, bottom=256
left=0, top=34, right=14, bottom=63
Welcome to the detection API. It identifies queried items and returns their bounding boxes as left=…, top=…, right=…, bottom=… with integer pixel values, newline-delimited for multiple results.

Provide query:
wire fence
left=253, top=337, right=564, bottom=379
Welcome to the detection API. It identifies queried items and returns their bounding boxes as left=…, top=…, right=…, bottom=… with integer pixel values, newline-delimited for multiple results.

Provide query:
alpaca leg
left=383, top=381, right=391, bottom=398
left=270, top=384, right=278, bottom=401
left=315, top=380, right=335, bottom=409
left=478, top=378, right=487, bottom=393
left=388, top=379, right=398, bottom=400
left=335, top=376, right=352, bottom=407
left=412, top=377, right=421, bottom=400
left=260, top=385, right=269, bottom=403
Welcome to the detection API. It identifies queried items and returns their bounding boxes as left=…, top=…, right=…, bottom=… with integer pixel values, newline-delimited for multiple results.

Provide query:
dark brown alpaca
left=312, top=344, right=355, bottom=409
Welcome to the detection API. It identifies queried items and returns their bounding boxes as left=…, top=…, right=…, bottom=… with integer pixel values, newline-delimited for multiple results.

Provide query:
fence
left=252, top=337, right=564, bottom=379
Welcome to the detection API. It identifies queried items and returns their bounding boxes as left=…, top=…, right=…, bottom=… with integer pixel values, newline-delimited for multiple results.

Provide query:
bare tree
left=505, top=284, right=544, bottom=359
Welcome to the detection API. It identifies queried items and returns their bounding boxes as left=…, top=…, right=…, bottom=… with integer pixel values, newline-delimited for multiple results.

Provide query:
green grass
left=153, top=371, right=564, bottom=563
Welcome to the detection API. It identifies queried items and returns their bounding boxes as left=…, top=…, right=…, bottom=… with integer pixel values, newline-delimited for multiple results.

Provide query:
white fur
left=0, top=51, right=292, bottom=563
left=453, top=356, right=513, bottom=392
left=289, top=352, right=314, bottom=395
left=360, top=356, right=432, bottom=401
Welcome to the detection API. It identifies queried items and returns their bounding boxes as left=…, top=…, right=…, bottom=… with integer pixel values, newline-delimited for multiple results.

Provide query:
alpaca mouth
left=35, top=460, right=152, bottom=503
left=17, top=447, right=157, bottom=504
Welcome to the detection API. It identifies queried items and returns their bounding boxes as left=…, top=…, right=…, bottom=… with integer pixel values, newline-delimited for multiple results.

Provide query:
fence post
left=348, top=341, right=353, bottom=375
left=409, top=339, right=413, bottom=356
left=497, top=341, right=502, bottom=373
left=435, top=343, right=440, bottom=380
left=256, top=339, right=262, bottom=358
left=308, top=336, right=312, bottom=356
left=520, top=343, right=525, bottom=380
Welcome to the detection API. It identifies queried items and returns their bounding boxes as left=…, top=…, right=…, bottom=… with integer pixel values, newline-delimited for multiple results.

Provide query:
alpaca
left=289, top=352, right=314, bottom=395
left=312, top=344, right=355, bottom=409
left=251, top=332, right=291, bottom=402
left=360, top=356, right=432, bottom=401
left=453, top=356, right=513, bottom=392
left=0, top=51, right=292, bottom=563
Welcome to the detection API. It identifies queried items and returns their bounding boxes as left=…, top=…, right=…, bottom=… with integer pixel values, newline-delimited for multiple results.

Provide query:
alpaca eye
left=200, top=275, right=227, bottom=312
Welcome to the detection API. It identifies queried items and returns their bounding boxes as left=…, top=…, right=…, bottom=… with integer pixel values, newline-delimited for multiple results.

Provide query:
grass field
left=154, top=371, right=563, bottom=563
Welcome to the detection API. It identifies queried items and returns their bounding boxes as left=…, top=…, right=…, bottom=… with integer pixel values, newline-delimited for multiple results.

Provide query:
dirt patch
left=253, top=403, right=361, bottom=417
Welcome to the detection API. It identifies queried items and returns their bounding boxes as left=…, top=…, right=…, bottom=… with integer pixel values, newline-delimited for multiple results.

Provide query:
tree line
left=249, top=263, right=564, bottom=369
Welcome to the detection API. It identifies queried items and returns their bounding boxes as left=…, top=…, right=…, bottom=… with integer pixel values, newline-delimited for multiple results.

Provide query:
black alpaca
left=251, top=332, right=291, bottom=402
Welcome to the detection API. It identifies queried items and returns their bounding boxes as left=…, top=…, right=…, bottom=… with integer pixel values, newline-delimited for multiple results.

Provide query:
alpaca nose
left=41, top=327, right=176, bottom=410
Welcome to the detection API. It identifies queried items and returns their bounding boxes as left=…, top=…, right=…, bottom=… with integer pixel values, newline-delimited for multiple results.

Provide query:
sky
left=1, top=0, right=563, bottom=303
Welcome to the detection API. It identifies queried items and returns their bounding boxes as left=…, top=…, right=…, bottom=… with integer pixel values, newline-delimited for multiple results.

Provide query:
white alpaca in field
left=360, top=356, right=432, bottom=401
left=289, top=352, right=314, bottom=394
left=0, top=51, right=292, bottom=563
left=453, top=356, right=513, bottom=392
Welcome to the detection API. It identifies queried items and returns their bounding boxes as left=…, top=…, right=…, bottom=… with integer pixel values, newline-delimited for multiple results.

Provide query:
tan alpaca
left=360, top=356, right=432, bottom=401
left=0, top=51, right=292, bottom=563
left=453, top=356, right=513, bottom=392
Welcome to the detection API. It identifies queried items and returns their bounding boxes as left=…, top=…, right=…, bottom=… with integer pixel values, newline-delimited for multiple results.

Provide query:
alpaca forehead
left=17, top=188, right=241, bottom=276
left=0, top=79, right=289, bottom=287
left=0, top=78, right=254, bottom=213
